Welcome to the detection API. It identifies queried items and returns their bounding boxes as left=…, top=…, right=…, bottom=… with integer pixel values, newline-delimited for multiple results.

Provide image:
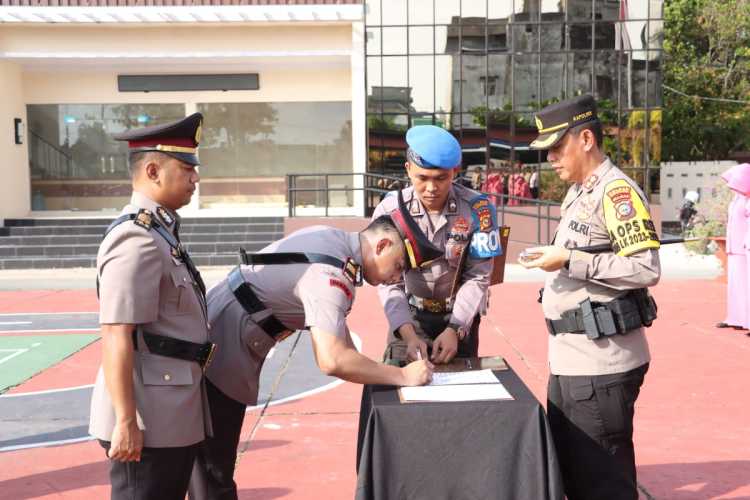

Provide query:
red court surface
left=0, top=279, right=748, bottom=500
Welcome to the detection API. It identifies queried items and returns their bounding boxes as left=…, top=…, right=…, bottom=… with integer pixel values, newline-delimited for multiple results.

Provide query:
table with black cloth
left=355, top=366, right=563, bottom=500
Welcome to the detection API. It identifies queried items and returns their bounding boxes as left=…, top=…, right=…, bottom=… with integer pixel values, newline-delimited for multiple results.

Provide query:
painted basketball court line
left=0, top=311, right=361, bottom=453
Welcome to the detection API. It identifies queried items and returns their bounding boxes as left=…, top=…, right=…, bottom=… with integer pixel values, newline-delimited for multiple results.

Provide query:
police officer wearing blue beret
left=372, top=125, right=502, bottom=364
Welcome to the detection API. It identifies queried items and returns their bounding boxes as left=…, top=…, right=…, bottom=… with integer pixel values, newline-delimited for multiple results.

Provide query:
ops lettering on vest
left=470, top=228, right=503, bottom=258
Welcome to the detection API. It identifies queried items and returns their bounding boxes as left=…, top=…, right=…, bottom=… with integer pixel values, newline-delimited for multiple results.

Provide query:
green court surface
left=0, top=334, right=99, bottom=393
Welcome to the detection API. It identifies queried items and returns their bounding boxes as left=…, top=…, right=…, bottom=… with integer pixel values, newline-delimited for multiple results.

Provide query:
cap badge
left=195, top=123, right=202, bottom=144
left=535, top=115, right=543, bottom=131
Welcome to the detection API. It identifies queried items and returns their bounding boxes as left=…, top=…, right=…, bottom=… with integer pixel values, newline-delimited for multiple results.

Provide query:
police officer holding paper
left=373, top=125, right=501, bottom=365
left=519, top=95, right=661, bottom=500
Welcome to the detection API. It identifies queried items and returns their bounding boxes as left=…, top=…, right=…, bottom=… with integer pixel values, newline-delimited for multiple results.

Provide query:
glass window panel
left=461, top=0, right=487, bottom=23
left=460, top=126, right=487, bottom=173
left=541, top=0, right=563, bottom=16
left=435, top=25, right=451, bottom=53
left=382, top=27, right=407, bottom=55
left=567, top=0, right=593, bottom=21
left=382, top=0, right=407, bottom=25
left=540, top=53, right=565, bottom=104
left=487, top=54, right=511, bottom=109
left=366, top=27, right=382, bottom=56
left=367, top=57, right=383, bottom=110
left=487, top=22, right=509, bottom=52
left=409, top=55, right=435, bottom=114
left=540, top=22, right=564, bottom=51
left=594, top=51, right=618, bottom=101
left=461, top=54, right=488, bottom=113
left=595, top=21, right=616, bottom=49
left=621, top=59, right=647, bottom=108
left=646, top=60, right=662, bottom=107
left=197, top=102, right=352, bottom=208
left=650, top=0, right=664, bottom=19
left=647, top=19, right=664, bottom=50
left=488, top=1, right=512, bottom=21
left=512, top=23, right=539, bottom=52
left=513, top=53, right=541, bottom=111
left=435, top=0, right=461, bottom=25
left=442, top=23, right=461, bottom=54
left=595, top=0, right=620, bottom=21
left=409, top=26, right=434, bottom=54
left=382, top=56, right=409, bottom=94
left=365, top=0, right=381, bottom=26
left=569, top=52, right=593, bottom=96
left=27, top=103, right=185, bottom=211
left=568, top=23, right=593, bottom=50
left=408, top=0, right=433, bottom=25
left=462, top=24, right=487, bottom=53
left=514, top=0, right=540, bottom=22
left=433, top=112, right=457, bottom=131
left=434, top=54, right=456, bottom=113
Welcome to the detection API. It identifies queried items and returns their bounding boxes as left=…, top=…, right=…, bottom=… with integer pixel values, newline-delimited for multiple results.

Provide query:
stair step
left=3, top=216, right=283, bottom=227
left=0, top=231, right=282, bottom=247
left=5, top=223, right=284, bottom=237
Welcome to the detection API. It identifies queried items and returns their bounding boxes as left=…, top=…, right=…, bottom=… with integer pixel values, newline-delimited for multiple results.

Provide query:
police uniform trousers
left=188, top=379, right=247, bottom=500
left=99, top=440, right=200, bottom=500
left=546, top=363, right=649, bottom=500
left=384, top=312, right=480, bottom=365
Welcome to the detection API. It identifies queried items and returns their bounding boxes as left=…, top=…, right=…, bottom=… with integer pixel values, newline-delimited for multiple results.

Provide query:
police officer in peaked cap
left=519, top=95, right=661, bottom=500
left=89, top=112, right=213, bottom=500
left=372, top=124, right=502, bottom=366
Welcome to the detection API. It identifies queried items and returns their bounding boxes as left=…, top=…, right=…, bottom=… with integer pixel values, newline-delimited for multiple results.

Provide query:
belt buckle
left=201, top=343, right=217, bottom=372
left=423, top=298, right=444, bottom=313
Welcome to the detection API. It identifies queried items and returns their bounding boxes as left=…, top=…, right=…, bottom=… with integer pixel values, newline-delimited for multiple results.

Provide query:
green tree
left=663, top=0, right=750, bottom=161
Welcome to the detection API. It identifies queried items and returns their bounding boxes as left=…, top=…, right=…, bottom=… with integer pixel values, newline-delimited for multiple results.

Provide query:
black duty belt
left=227, top=265, right=290, bottom=341
left=545, top=289, right=657, bottom=340
left=133, top=330, right=216, bottom=371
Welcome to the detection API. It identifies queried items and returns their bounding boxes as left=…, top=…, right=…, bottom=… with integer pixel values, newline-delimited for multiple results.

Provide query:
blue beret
left=405, top=125, right=461, bottom=169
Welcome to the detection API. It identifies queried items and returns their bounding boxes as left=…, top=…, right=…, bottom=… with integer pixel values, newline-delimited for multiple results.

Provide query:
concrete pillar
left=0, top=61, right=30, bottom=221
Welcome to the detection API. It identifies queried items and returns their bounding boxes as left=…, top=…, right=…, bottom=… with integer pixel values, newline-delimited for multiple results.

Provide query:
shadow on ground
left=639, top=461, right=750, bottom=499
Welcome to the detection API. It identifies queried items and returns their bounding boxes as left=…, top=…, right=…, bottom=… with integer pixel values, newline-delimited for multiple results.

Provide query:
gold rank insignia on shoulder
left=156, top=206, right=174, bottom=226
left=133, top=209, right=153, bottom=229
left=582, top=174, right=599, bottom=191
left=343, top=258, right=363, bottom=287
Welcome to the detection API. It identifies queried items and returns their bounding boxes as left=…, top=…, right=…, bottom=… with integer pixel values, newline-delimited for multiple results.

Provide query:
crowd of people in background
left=473, top=161, right=541, bottom=206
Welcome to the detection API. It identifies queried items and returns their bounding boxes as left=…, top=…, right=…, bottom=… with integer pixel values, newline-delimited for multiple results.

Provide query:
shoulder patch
left=329, top=278, right=353, bottom=301
left=133, top=209, right=153, bottom=230
left=468, top=195, right=502, bottom=258
left=603, top=179, right=660, bottom=256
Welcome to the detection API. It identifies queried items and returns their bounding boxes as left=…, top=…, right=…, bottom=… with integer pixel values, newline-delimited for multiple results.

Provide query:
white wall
left=0, top=60, right=30, bottom=219
left=660, top=161, right=737, bottom=221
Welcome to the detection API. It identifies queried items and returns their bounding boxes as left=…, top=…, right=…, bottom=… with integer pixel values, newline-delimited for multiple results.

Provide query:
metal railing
left=29, top=130, right=72, bottom=179
left=286, top=172, right=561, bottom=245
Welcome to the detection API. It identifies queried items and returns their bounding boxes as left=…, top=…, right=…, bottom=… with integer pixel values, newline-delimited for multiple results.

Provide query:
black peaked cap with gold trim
left=113, top=112, right=203, bottom=166
left=388, top=190, right=443, bottom=270
left=530, top=95, right=598, bottom=150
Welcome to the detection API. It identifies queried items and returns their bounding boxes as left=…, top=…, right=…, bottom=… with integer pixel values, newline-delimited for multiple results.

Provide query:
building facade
left=365, top=0, right=664, bottom=196
left=1, top=0, right=664, bottom=220
left=0, top=0, right=364, bottom=218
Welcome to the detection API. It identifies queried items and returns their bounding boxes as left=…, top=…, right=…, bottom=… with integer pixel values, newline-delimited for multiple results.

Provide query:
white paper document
left=428, top=369, right=499, bottom=386
left=400, top=382, right=513, bottom=402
